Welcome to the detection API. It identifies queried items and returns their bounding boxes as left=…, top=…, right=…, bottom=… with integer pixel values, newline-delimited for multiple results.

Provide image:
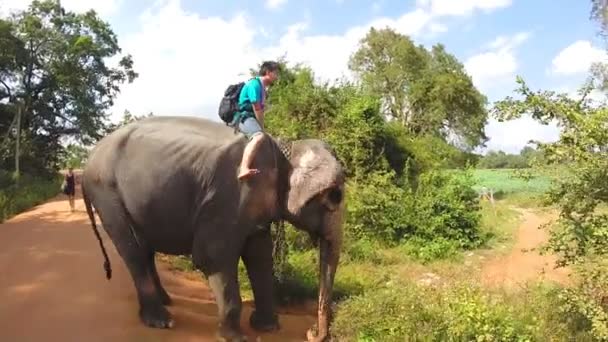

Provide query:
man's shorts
left=238, top=116, right=263, bottom=140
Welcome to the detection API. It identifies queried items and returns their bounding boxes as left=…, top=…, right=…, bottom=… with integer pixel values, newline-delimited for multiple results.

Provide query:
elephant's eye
left=327, top=187, right=342, bottom=204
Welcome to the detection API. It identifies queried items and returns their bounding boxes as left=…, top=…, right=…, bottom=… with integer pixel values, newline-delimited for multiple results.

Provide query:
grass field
left=470, top=169, right=552, bottom=196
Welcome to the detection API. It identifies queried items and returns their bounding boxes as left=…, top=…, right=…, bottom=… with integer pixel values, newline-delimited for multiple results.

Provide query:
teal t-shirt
left=238, top=77, right=265, bottom=114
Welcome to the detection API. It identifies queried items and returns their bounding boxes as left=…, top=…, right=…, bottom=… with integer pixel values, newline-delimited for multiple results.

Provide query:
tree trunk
left=14, top=104, right=21, bottom=184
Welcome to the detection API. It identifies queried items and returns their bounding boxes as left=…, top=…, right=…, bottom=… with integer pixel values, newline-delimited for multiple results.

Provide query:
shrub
left=0, top=171, right=62, bottom=222
left=331, top=281, right=569, bottom=341
left=345, top=170, right=414, bottom=243
left=399, top=236, right=460, bottom=263
left=344, top=168, right=483, bottom=261
left=556, top=259, right=608, bottom=340
left=409, top=170, right=483, bottom=249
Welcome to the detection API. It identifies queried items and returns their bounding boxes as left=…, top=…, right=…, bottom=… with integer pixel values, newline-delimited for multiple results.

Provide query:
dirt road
left=0, top=188, right=315, bottom=342
left=481, top=208, right=571, bottom=288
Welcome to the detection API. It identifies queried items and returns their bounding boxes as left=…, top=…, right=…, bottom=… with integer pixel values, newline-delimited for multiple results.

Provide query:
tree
left=493, top=76, right=608, bottom=265
left=0, top=0, right=137, bottom=176
left=348, top=27, right=489, bottom=149
left=591, top=0, right=608, bottom=38
left=492, top=73, right=608, bottom=339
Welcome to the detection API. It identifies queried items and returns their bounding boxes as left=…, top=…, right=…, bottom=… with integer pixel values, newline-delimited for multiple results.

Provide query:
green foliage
left=478, top=150, right=527, bottom=169
left=0, top=170, right=61, bottom=222
left=476, top=146, right=545, bottom=169
left=557, top=260, right=608, bottom=340
left=331, top=281, right=568, bottom=341
left=468, top=169, right=552, bottom=197
left=411, top=170, right=482, bottom=248
left=322, top=91, right=388, bottom=178
left=0, top=0, right=137, bottom=174
left=349, top=27, right=488, bottom=149
left=58, top=143, right=89, bottom=169
left=399, top=237, right=460, bottom=263
left=344, top=168, right=483, bottom=262
left=345, top=171, right=414, bottom=242
left=493, top=67, right=608, bottom=338
left=493, top=76, right=608, bottom=267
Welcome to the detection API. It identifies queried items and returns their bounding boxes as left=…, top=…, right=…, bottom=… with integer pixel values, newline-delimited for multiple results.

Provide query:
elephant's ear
left=286, top=142, right=344, bottom=215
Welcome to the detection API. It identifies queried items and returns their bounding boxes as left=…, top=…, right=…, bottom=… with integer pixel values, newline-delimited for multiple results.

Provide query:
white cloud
left=110, top=0, right=260, bottom=120
left=265, top=0, right=287, bottom=10
left=482, top=115, right=560, bottom=154
left=416, top=0, right=511, bottom=17
left=464, top=32, right=530, bottom=93
left=550, top=40, right=608, bottom=76
left=107, top=0, right=513, bottom=123
left=111, top=0, right=445, bottom=122
left=0, top=0, right=121, bottom=17
left=262, top=9, right=437, bottom=83
left=481, top=82, right=608, bottom=154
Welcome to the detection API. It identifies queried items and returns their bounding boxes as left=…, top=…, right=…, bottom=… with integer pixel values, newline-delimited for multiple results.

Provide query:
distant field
left=470, top=169, right=552, bottom=195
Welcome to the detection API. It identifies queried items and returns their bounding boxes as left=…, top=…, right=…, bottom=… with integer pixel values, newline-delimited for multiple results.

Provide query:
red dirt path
left=0, top=187, right=315, bottom=342
left=481, top=208, right=571, bottom=288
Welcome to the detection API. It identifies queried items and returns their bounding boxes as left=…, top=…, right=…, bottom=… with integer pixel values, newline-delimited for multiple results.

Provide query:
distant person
left=63, top=167, right=76, bottom=212
left=232, top=61, right=279, bottom=179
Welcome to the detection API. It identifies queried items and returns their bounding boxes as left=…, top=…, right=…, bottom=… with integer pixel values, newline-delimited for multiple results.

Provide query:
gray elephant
left=81, top=116, right=345, bottom=342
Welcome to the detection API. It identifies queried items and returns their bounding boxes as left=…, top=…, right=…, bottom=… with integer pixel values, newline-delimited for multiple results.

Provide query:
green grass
left=470, top=169, right=552, bottom=196
left=331, top=280, right=572, bottom=341
left=0, top=171, right=62, bottom=223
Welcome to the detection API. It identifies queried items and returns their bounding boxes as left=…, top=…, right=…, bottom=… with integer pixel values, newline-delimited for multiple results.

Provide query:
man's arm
left=252, top=103, right=264, bottom=130
left=246, top=80, right=265, bottom=130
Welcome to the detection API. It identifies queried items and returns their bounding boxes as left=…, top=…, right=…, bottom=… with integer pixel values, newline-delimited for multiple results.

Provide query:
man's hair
left=259, top=61, right=279, bottom=76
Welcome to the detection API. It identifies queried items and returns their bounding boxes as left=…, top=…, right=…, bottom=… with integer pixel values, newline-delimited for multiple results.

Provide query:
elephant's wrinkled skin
left=81, top=116, right=345, bottom=342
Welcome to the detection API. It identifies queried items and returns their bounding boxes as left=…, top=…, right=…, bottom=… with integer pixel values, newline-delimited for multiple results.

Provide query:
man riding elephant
left=232, top=61, right=279, bottom=180
left=81, top=115, right=345, bottom=342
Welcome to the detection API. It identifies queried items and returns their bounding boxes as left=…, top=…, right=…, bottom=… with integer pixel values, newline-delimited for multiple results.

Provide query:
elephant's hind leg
left=93, top=189, right=174, bottom=329
left=148, top=252, right=172, bottom=305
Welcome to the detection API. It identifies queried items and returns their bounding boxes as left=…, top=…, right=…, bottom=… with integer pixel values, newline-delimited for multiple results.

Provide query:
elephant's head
left=277, top=138, right=345, bottom=342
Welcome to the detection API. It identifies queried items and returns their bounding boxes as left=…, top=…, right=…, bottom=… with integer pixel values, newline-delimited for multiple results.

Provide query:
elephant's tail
left=82, top=182, right=112, bottom=280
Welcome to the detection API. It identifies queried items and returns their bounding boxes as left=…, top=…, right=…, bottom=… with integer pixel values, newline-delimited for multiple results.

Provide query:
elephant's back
left=130, top=115, right=243, bottom=145
left=87, top=116, right=243, bottom=167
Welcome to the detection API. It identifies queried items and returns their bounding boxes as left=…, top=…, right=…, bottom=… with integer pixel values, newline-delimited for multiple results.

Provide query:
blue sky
left=2, top=0, right=607, bottom=154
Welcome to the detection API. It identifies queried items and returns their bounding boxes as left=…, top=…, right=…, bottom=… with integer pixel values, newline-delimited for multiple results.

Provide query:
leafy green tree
left=0, top=0, right=137, bottom=176
left=349, top=27, right=489, bottom=149
left=494, top=76, right=608, bottom=266
left=59, top=143, right=89, bottom=169
left=493, top=73, right=608, bottom=340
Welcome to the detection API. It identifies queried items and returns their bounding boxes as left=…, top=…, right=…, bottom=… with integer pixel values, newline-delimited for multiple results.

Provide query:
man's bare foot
left=238, top=167, right=260, bottom=180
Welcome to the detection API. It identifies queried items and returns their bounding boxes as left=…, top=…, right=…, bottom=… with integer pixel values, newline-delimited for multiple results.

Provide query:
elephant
left=81, top=115, right=345, bottom=342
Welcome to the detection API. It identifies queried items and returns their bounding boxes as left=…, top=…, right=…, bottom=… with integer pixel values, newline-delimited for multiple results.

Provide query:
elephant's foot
left=139, top=303, right=174, bottom=329
left=249, top=310, right=280, bottom=332
left=216, top=323, right=247, bottom=342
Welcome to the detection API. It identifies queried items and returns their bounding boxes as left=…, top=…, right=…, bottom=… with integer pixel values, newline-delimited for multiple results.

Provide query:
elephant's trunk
left=307, top=207, right=343, bottom=342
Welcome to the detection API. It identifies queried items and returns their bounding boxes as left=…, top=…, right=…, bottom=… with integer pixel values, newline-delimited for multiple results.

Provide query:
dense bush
left=344, top=169, right=483, bottom=260
left=556, top=259, right=608, bottom=340
left=0, top=171, right=62, bottom=222
left=331, top=281, right=570, bottom=341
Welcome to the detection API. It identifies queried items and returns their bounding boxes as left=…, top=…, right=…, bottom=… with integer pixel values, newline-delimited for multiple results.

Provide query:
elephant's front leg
left=206, top=263, right=245, bottom=342
left=242, top=227, right=280, bottom=332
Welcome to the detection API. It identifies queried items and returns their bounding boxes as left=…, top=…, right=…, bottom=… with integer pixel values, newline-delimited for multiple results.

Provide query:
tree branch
left=52, top=111, right=77, bottom=125
left=0, top=79, right=12, bottom=100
